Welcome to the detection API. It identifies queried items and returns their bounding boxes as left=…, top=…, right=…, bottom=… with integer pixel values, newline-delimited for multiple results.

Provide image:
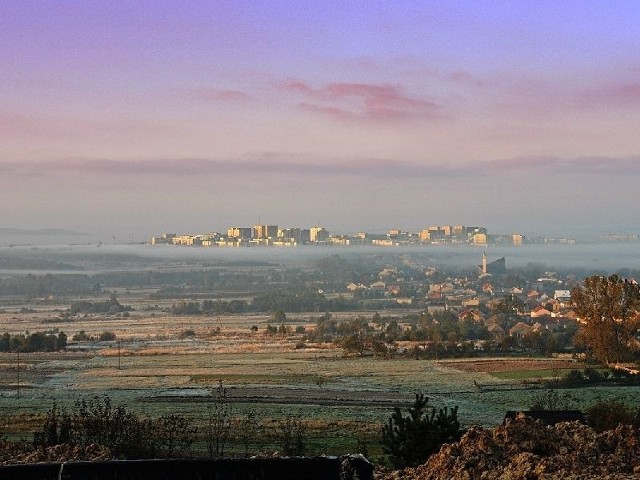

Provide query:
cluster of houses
left=452, top=287, right=577, bottom=340
left=342, top=254, right=580, bottom=343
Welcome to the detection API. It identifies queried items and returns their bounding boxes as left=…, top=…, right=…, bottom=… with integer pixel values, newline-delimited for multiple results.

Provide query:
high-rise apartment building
left=309, top=226, right=329, bottom=242
left=253, top=224, right=278, bottom=239
left=227, top=227, right=252, bottom=239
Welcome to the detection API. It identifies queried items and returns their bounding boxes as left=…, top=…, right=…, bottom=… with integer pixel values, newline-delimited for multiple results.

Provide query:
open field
left=2, top=296, right=640, bottom=458
left=1, top=245, right=640, bottom=457
left=2, top=311, right=640, bottom=456
left=2, top=310, right=640, bottom=424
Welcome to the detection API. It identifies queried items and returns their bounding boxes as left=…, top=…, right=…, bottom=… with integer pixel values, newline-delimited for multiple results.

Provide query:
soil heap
left=379, top=415, right=640, bottom=480
left=0, top=441, right=112, bottom=465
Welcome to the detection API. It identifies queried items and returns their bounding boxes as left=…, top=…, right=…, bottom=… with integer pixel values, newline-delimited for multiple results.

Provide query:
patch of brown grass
left=440, top=358, right=577, bottom=373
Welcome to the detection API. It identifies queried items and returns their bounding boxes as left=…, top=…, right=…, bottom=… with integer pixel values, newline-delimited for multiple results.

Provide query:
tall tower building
left=309, top=226, right=328, bottom=242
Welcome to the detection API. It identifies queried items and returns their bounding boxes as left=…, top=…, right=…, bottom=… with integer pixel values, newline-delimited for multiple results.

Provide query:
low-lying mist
left=0, top=242, right=638, bottom=276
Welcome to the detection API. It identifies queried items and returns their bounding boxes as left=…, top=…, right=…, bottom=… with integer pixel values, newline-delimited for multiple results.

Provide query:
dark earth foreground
left=377, top=415, right=640, bottom=480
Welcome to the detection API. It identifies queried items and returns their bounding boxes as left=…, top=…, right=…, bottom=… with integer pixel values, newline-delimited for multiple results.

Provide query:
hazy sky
left=2, top=1, right=640, bottom=242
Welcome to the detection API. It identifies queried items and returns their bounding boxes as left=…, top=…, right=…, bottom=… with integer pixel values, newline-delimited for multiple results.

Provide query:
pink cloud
left=189, top=88, right=252, bottom=102
left=282, top=79, right=444, bottom=122
left=577, top=82, right=640, bottom=108
left=499, top=75, right=640, bottom=116
left=282, top=80, right=314, bottom=94
left=297, top=103, right=357, bottom=121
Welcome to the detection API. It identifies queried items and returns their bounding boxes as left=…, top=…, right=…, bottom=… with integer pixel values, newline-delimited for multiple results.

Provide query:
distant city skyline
left=2, top=2, right=640, bottom=241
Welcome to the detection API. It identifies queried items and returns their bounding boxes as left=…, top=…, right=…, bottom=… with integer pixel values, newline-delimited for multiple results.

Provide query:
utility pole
left=117, top=339, right=122, bottom=370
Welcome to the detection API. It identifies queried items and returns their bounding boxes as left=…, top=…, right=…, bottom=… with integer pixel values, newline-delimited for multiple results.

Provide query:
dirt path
left=145, top=385, right=415, bottom=408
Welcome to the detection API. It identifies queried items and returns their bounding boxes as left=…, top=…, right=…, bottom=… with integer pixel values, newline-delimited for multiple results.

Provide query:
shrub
left=237, top=409, right=262, bottom=457
left=586, top=398, right=640, bottom=432
left=98, top=331, right=117, bottom=341
left=276, top=415, right=307, bottom=457
left=155, top=413, right=195, bottom=457
left=71, top=395, right=155, bottom=458
left=205, top=381, right=232, bottom=459
left=178, top=329, right=196, bottom=339
left=583, top=367, right=605, bottom=383
left=381, top=393, right=461, bottom=469
left=529, top=388, right=576, bottom=410
left=72, top=330, right=91, bottom=341
left=563, top=369, right=585, bottom=386
left=34, top=395, right=158, bottom=459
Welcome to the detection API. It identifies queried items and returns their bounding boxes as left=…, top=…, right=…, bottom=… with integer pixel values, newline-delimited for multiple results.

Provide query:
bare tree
left=206, top=380, right=233, bottom=458
left=237, top=409, right=262, bottom=457
left=155, top=413, right=195, bottom=458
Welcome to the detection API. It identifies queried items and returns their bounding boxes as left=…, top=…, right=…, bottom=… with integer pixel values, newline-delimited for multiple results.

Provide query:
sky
left=1, top=1, right=640, bottom=242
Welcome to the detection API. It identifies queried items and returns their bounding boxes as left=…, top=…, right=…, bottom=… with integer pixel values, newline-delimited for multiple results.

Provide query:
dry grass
left=439, top=358, right=578, bottom=373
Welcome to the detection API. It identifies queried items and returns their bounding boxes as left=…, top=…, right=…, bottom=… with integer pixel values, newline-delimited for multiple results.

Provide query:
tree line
left=0, top=330, right=67, bottom=352
left=166, top=291, right=395, bottom=316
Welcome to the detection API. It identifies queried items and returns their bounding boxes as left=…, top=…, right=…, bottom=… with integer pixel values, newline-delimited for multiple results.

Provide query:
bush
left=276, top=415, right=307, bottom=456
left=72, top=395, right=155, bottom=458
left=563, top=369, right=585, bottom=386
left=529, top=388, right=576, bottom=410
left=381, top=393, right=461, bottom=469
left=583, top=367, right=605, bottom=383
left=98, top=331, right=117, bottom=341
left=205, top=381, right=232, bottom=459
left=155, top=413, right=195, bottom=457
left=34, top=395, right=158, bottom=459
left=586, top=398, right=640, bottom=432
left=72, top=330, right=91, bottom=341
left=178, top=329, right=196, bottom=339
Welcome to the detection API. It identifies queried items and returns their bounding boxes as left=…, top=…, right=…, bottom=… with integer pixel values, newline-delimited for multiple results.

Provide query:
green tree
left=272, top=309, right=287, bottom=323
left=572, top=275, right=640, bottom=364
left=381, top=393, right=461, bottom=468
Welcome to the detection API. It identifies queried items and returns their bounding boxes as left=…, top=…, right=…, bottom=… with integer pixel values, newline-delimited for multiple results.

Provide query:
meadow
left=3, top=305, right=639, bottom=457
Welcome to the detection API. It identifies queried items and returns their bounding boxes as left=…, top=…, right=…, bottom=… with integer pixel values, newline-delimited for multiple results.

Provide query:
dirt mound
left=378, top=416, right=640, bottom=479
left=0, top=442, right=112, bottom=465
